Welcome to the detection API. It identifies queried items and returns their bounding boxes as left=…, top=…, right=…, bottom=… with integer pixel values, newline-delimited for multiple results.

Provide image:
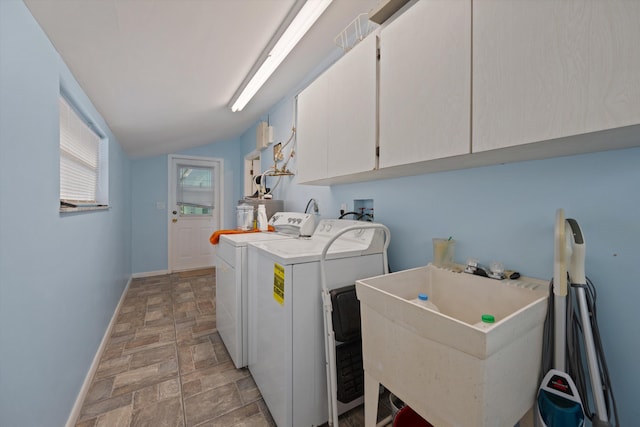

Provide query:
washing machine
left=246, top=219, right=388, bottom=427
left=215, top=212, right=315, bottom=369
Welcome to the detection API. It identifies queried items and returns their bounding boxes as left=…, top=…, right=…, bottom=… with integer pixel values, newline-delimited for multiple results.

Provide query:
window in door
left=177, top=165, right=214, bottom=216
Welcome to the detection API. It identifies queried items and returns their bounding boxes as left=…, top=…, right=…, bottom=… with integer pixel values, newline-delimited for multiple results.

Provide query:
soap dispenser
left=257, top=204, right=268, bottom=231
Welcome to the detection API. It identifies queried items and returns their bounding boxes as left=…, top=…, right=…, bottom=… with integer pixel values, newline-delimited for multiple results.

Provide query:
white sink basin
left=356, top=263, right=549, bottom=427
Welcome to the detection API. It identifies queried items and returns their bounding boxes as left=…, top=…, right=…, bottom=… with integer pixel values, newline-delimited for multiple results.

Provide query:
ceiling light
left=230, top=0, right=333, bottom=112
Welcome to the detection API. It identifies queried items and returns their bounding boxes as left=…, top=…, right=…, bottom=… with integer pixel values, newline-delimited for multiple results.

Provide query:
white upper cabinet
left=473, top=0, right=640, bottom=152
left=378, top=0, right=471, bottom=169
left=296, top=0, right=640, bottom=186
left=326, top=34, right=378, bottom=178
left=296, top=34, right=377, bottom=184
left=296, top=71, right=329, bottom=184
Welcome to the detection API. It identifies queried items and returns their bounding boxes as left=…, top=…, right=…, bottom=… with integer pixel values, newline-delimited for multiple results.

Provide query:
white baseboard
left=132, top=267, right=214, bottom=277
left=170, top=265, right=215, bottom=273
left=131, top=269, right=170, bottom=278
left=65, top=276, right=132, bottom=427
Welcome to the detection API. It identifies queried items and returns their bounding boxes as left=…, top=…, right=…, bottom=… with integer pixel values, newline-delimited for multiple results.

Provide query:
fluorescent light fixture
left=230, top=0, right=333, bottom=112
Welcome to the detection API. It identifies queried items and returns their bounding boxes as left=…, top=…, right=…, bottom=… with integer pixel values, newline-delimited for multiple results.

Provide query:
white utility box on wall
left=256, top=121, right=273, bottom=151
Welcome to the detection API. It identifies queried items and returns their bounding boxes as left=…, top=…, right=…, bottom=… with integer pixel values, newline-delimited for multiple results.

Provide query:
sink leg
left=364, top=370, right=379, bottom=427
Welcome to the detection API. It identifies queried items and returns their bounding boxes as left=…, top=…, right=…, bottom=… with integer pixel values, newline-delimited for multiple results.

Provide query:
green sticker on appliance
left=273, top=263, right=285, bottom=305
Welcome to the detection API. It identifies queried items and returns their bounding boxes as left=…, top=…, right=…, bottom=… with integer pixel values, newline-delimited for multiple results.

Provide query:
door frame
left=167, top=154, right=224, bottom=272
left=244, top=150, right=261, bottom=198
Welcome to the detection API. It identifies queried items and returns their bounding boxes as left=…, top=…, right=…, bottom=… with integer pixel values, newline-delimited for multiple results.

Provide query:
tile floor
left=75, top=268, right=392, bottom=427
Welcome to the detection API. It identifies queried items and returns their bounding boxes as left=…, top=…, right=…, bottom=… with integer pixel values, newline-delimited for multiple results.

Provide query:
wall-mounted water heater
left=256, top=121, right=274, bottom=151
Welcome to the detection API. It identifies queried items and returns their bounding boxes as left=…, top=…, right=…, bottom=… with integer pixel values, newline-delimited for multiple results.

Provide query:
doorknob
left=172, top=210, right=177, bottom=215
left=172, top=218, right=178, bottom=223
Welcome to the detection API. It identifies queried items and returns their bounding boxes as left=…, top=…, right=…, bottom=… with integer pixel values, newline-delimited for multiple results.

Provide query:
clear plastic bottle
left=257, top=204, right=268, bottom=231
left=236, top=203, right=253, bottom=230
left=411, top=293, right=440, bottom=312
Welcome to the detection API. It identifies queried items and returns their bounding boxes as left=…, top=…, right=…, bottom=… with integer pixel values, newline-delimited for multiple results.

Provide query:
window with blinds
left=59, top=96, right=104, bottom=208
left=177, top=165, right=215, bottom=216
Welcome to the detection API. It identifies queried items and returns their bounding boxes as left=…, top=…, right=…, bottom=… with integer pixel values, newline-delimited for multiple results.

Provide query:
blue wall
left=131, top=139, right=242, bottom=273
left=2, top=0, right=637, bottom=424
left=131, top=156, right=171, bottom=273
left=248, top=88, right=640, bottom=424
left=0, top=1, right=132, bottom=426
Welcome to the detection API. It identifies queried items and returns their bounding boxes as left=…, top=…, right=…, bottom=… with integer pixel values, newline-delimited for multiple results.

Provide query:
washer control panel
left=270, top=212, right=315, bottom=236
left=313, top=219, right=376, bottom=245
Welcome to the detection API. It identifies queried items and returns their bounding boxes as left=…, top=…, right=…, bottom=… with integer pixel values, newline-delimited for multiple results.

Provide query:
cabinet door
left=296, top=71, right=329, bottom=183
left=473, top=0, right=640, bottom=152
left=297, top=35, right=377, bottom=183
left=327, top=34, right=377, bottom=178
left=379, top=0, right=471, bottom=169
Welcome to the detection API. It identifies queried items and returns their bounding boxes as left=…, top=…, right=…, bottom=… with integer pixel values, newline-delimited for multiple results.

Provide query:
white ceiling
left=24, top=0, right=380, bottom=158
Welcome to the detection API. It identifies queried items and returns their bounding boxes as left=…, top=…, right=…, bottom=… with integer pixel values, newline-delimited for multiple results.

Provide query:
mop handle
left=554, top=209, right=567, bottom=297
left=553, top=209, right=567, bottom=371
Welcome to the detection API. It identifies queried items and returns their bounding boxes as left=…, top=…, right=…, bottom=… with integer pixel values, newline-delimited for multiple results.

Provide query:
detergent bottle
left=257, top=204, right=268, bottom=231
left=411, top=293, right=440, bottom=312
left=474, top=314, right=496, bottom=330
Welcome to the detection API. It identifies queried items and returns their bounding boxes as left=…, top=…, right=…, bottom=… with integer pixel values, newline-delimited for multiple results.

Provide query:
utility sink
left=356, top=263, right=549, bottom=427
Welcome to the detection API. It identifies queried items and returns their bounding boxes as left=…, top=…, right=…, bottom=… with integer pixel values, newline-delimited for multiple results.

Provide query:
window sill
left=60, top=205, right=110, bottom=214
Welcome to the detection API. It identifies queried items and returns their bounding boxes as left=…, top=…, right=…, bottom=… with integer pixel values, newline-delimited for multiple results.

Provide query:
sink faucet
left=464, top=258, right=514, bottom=280
left=464, top=258, right=489, bottom=277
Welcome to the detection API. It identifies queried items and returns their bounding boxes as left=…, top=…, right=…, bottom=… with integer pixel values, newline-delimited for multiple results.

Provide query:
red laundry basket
left=393, top=406, right=434, bottom=427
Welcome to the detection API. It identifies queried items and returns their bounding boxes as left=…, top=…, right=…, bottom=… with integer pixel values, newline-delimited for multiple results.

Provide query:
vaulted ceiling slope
left=24, top=0, right=379, bottom=158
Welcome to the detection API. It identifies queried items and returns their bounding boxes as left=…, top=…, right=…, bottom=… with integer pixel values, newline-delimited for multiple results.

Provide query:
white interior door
left=168, top=155, right=223, bottom=272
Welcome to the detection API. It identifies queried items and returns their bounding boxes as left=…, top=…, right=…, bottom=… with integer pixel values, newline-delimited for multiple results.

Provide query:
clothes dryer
left=215, top=212, right=314, bottom=369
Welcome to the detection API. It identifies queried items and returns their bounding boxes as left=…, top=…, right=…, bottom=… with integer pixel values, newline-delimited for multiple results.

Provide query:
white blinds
left=59, top=96, right=100, bottom=202
left=177, top=166, right=215, bottom=208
